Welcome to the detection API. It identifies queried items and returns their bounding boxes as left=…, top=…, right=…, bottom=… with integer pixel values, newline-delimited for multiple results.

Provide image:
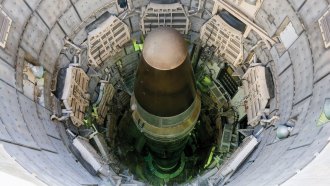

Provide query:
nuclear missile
left=131, top=27, right=201, bottom=173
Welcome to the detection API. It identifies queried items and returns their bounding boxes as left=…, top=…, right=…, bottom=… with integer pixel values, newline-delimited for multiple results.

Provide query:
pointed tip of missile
left=142, top=27, right=188, bottom=70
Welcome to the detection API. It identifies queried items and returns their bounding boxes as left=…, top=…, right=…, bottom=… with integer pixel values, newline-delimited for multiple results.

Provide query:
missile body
left=132, top=27, right=201, bottom=172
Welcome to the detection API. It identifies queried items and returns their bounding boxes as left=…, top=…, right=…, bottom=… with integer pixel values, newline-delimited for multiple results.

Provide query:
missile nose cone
left=134, top=27, right=196, bottom=117
left=143, top=27, right=187, bottom=70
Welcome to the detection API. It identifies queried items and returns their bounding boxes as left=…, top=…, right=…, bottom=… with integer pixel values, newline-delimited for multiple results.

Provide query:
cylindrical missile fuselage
left=132, top=27, right=201, bottom=172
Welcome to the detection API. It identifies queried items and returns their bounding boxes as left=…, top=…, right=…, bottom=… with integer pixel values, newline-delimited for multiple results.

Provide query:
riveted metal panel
left=2, top=0, right=29, bottom=52
left=258, top=0, right=303, bottom=36
left=288, top=33, right=313, bottom=104
left=0, top=46, right=14, bottom=66
left=255, top=8, right=277, bottom=36
left=74, top=0, right=112, bottom=20
left=290, top=97, right=311, bottom=135
left=18, top=93, right=56, bottom=152
left=277, top=66, right=294, bottom=124
left=0, top=116, right=12, bottom=142
left=299, top=0, right=328, bottom=30
left=20, top=13, right=49, bottom=59
left=275, top=51, right=292, bottom=75
left=19, top=147, right=79, bottom=186
left=289, top=129, right=329, bottom=175
left=36, top=104, right=61, bottom=139
left=0, top=58, right=16, bottom=87
left=3, top=142, right=63, bottom=185
left=24, top=0, right=42, bottom=10
left=37, top=0, right=71, bottom=28
left=39, top=24, right=65, bottom=73
left=228, top=136, right=296, bottom=185
left=2, top=0, right=31, bottom=32
left=258, top=145, right=309, bottom=185
left=288, top=0, right=306, bottom=11
left=279, top=127, right=330, bottom=185
left=247, top=137, right=298, bottom=185
left=0, top=81, right=38, bottom=149
left=43, top=149, right=97, bottom=185
left=256, top=0, right=303, bottom=36
left=4, top=28, right=20, bottom=65
left=58, top=6, right=82, bottom=35
left=289, top=74, right=330, bottom=149
left=0, top=144, right=46, bottom=185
